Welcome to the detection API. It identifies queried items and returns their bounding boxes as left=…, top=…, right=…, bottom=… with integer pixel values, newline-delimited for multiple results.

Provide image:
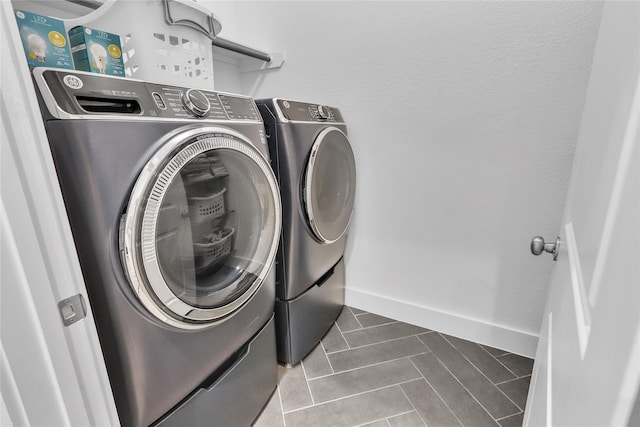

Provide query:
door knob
left=531, top=236, right=561, bottom=261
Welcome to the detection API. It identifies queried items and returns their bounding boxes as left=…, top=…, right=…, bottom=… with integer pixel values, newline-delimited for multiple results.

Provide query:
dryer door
left=120, top=127, right=281, bottom=329
left=304, top=127, right=357, bottom=243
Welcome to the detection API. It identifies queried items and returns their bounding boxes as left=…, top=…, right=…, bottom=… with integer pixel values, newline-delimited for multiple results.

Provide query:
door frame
left=1, top=3, right=118, bottom=425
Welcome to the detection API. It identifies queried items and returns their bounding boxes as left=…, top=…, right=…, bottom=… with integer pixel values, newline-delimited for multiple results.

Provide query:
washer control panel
left=276, top=99, right=344, bottom=123
left=152, top=85, right=227, bottom=120
left=36, top=69, right=262, bottom=122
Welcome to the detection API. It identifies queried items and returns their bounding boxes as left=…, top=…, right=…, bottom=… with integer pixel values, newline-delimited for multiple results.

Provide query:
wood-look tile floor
left=254, top=307, right=533, bottom=427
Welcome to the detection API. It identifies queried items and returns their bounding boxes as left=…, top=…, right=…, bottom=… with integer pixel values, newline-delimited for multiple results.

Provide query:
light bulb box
left=14, top=10, right=74, bottom=70
left=69, top=26, right=125, bottom=76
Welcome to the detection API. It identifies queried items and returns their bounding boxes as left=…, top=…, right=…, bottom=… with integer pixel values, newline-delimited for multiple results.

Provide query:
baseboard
left=345, top=287, right=538, bottom=358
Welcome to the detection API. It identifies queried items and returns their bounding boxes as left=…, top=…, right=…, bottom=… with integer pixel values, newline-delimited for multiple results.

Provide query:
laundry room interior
left=2, top=1, right=639, bottom=427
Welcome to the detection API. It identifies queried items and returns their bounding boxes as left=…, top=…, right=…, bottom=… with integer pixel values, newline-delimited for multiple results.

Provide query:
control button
left=317, top=105, right=330, bottom=120
left=181, top=89, right=211, bottom=117
left=152, top=92, right=166, bottom=110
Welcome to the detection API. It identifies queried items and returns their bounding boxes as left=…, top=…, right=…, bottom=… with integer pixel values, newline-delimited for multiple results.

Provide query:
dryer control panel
left=33, top=68, right=262, bottom=122
left=275, top=99, right=344, bottom=123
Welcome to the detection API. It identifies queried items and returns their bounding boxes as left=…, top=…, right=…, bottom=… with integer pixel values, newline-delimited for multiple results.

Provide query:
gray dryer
left=257, top=98, right=356, bottom=365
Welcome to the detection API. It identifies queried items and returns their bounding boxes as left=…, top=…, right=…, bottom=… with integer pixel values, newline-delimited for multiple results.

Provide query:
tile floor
left=253, top=307, right=534, bottom=427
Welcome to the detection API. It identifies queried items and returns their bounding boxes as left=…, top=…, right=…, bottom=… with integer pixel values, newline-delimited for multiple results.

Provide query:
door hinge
left=58, top=294, right=87, bottom=326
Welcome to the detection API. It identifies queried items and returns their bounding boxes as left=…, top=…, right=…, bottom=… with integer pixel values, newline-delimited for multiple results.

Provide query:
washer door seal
left=120, top=126, right=281, bottom=329
left=303, top=127, right=356, bottom=244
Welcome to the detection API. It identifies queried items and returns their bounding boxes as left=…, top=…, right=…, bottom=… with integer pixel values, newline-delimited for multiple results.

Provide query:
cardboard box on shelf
left=69, top=26, right=125, bottom=77
left=15, top=10, right=74, bottom=70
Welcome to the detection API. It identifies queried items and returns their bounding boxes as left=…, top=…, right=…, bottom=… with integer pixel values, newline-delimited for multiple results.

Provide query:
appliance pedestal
left=156, top=316, right=277, bottom=426
left=275, top=259, right=345, bottom=365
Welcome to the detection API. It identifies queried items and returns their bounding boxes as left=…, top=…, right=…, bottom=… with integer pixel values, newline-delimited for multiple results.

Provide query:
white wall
left=206, top=1, right=603, bottom=356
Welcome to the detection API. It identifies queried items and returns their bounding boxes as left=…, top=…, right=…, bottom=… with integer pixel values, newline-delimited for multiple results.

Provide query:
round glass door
left=120, top=127, right=281, bottom=329
left=304, top=127, right=356, bottom=244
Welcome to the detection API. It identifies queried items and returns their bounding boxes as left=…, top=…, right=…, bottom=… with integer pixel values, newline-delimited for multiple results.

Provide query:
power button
left=152, top=92, right=166, bottom=110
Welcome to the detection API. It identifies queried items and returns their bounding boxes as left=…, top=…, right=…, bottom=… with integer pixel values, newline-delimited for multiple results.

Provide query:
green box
left=69, top=26, right=125, bottom=76
left=14, top=10, right=74, bottom=70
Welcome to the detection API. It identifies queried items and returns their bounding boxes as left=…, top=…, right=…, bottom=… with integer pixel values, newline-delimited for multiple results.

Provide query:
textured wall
left=208, top=1, right=603, bottom=352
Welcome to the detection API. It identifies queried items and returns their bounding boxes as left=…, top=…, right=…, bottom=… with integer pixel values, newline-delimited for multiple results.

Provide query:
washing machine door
left=120, top=127, right=281, bottom=329
left=304, top=127, right=357, bottom=244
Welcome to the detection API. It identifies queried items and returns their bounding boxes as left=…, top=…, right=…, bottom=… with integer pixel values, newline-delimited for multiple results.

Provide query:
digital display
left=218, top=95, right=260, bottom=120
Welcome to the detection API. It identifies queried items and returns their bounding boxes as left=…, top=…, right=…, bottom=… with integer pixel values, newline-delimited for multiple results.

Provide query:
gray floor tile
left=344, top=322, right=431, bottom=348
left=253, top=388, right=284, bottom=427
left=361, top=420, right=390, bottom=427
left=273, top=308, right=534, bottom=427
left=283, top=385, right=413, bottom=427
left=442, top=334, right=516, bottom=384
left=302, top=343, right=333, bottom=379
left=322, top=323, right=349, bottom=353
left=337, top=306, right=363, bottom=332
left=276, top=364, right=288, bottom=384
left=410, top=353, right=498, bottom=427
left=400, top=379, right=460, bottom=427
left=349, top=306, right=367, bottom=315
left=497, top=376, right=531, bottom=411
left=357, top=312, right=397, bottom=328
left=480, top=344, right=510, bottom=357
left=496, top=354, right=534, bottom=377
left=328, top=336, right=428, bottom=373
left=387, top=411, right=426, bottom=427
left=308, top=358, right=422, bottom=404
left=498, top=412, right=524, bottom=427
left=278, top=363, right=313, bottom=412
left=418, top=333, right=519, bottom=419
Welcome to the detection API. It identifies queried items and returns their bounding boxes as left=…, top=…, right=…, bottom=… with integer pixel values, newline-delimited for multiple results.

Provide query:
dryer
left=257, top=98, right=356, bottom=365
left=33, top=68, right=281, bottom=426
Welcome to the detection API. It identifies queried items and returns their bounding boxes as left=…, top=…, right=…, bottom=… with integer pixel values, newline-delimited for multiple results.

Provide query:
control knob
left=181, top=89, right=210, bottom=117
left=317, top=105, right=330, bottom=120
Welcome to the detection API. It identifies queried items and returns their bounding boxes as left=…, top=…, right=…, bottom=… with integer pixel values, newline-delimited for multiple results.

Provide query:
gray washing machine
left=257, top=99, right=356, bottom=365
left=33, top=68, right=281, bottom=427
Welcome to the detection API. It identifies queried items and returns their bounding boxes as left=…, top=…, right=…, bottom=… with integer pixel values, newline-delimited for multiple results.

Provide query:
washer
left=33, top=68, right=281, bottom=427
left=257, top=98, right=356, bottom=365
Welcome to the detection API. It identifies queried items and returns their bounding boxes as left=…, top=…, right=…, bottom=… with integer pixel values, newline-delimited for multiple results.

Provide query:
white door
left=524, top=2, right=640, bottom=426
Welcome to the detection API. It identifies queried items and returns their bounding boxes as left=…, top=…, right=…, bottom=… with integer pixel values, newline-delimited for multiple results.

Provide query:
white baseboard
left=345, top=287, right=539, bottom=358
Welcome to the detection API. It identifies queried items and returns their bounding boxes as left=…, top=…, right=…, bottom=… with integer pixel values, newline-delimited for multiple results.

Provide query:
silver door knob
left=531, top=236, right=561, bottom=261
